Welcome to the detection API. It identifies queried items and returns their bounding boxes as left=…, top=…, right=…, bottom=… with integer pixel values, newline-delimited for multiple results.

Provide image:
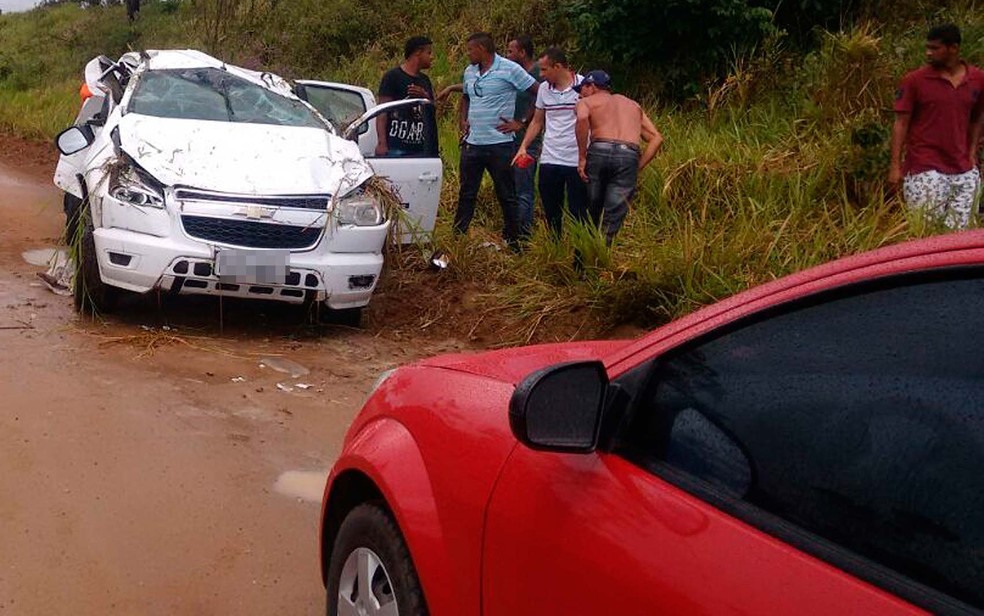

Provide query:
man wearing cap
left=453, top=32, right=539, bottom=249
left=575, top=70, right=662, bottom=245
left=513, top=47, right=587, bottom=236
left=889, top=23, right=984, bottom=228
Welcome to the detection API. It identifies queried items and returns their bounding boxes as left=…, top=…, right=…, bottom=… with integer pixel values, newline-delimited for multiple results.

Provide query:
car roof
left=129, top=49, right=299, bottom=100
left=606, top=229, right=984, bottom=373
left=140, top=49, right=227, bottom=71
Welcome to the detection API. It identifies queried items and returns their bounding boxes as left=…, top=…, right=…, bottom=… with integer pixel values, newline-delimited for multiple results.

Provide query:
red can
left=515, top=153, right=535, bottom=169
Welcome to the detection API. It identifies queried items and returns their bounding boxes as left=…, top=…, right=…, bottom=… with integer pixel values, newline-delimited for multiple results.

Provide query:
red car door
left=482, top=268, right=984, bottom=615
left=481, top=447, right=922, bottom=615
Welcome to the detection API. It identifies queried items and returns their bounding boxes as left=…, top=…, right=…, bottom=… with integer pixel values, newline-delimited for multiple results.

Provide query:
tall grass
left=1, top=1, right=981, bottom=343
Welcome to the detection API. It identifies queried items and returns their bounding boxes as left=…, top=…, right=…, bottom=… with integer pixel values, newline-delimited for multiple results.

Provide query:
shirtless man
left=575, top=70, right=662, bottom=243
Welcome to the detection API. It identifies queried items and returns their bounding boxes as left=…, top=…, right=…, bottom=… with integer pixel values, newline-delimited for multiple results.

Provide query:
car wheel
left=326, top=503, right=427, bottom=616
left=64, top=192, right=83, bottom=246
left=74, top=218, right=119, bottom=315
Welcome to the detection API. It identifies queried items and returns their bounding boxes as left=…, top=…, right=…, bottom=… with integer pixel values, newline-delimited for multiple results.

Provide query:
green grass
left=1, top=1, right=981, bottom=343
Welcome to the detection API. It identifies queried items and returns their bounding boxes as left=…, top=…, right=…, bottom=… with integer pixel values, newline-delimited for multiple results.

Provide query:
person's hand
left=887, top=164, right=903, bottom=187
left=436, top=87, right=455, bottom=103
left=511, top=146, right=528, bottom=166
left=459, top=119, right=470, bottom=141
left=407, top=84, right=430, bottom=100
left=497, top=117, right=523, bottom=134
left=375, top=142, right=389, bottom=157
left=578, top=158, right=589, bottom=183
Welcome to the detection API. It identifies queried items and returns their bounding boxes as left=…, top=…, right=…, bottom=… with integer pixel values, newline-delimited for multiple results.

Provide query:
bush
left=563, top=0, right=774, bottom=98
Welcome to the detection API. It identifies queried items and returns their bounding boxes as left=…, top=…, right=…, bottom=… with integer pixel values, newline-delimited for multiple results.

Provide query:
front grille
left=181, top=216, right=321, bottom=249
left=175, top=188, right=330, bottom=211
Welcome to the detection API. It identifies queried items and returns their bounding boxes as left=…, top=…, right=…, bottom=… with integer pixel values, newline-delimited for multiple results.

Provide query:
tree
left=565, top=0, right=774, bottom=97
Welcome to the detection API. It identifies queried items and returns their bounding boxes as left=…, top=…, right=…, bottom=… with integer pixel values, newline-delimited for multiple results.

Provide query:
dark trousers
left=585, top=142, right=639, bottom=244
left=538, top=163, right=589, bottom=236
left=515, top=156, right=537, bottom=240
left=454, top=142, right=521, bottom=246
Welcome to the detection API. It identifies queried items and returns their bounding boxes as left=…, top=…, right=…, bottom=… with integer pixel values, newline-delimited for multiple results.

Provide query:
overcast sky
left=0, top=0, right=40, bottom=12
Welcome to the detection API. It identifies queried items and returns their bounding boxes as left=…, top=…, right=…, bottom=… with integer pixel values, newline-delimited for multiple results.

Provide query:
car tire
left=74, top=217, right=119, bottom=315
left=326, top=503, right=427, bottom=616
left=64, top=192, right=83, bottom=246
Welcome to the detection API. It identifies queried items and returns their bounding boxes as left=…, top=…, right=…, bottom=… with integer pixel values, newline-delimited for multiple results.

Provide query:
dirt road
left=0, top=157, right=461, bottom=614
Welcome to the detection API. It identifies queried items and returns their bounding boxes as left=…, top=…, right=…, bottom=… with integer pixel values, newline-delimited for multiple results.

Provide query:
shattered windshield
left=129, top=68, right=325, bottom=129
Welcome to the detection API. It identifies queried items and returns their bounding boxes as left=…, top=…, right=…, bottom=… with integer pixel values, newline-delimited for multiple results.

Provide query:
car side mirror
left=341, top=121, right=370, bottom=140
left=509, top=361, right=608, bottom=453
left=56, top=125, right=95, bottom=156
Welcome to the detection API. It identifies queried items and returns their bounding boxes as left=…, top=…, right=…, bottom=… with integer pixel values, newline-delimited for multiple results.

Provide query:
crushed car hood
left=118, top=114, right=372, bottom=195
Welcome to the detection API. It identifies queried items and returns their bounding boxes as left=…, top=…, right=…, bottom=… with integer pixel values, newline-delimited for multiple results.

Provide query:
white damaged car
left=54, top=49, right=441, bottom=323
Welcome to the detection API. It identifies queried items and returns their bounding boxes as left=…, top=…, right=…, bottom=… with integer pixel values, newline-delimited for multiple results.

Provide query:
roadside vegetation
left=1, top=0, right=981, bottom=344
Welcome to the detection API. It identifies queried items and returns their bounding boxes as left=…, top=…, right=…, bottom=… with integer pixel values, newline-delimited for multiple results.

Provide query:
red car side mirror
left=509, top=361, right=608, bottom=453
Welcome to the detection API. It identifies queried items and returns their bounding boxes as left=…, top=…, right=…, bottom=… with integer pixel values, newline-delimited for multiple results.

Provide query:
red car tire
left=326, top=503, right=428, bottom=616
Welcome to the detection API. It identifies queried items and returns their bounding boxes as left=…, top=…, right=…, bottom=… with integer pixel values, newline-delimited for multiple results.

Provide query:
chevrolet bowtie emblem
left=238, top=205, right=274, bottom=219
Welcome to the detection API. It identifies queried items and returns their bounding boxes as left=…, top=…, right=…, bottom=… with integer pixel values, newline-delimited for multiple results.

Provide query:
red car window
left=617, top=268, right=984, bottom=612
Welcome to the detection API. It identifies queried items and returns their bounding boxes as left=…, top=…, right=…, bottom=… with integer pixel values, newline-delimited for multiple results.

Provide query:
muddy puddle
left=22, top=247, right=62, bottom=266
left=274, top=470, right=329, bottom=503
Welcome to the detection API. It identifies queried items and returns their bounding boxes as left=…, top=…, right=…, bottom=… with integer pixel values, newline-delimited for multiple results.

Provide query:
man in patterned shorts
left=889, top=23, right=984, bottom=229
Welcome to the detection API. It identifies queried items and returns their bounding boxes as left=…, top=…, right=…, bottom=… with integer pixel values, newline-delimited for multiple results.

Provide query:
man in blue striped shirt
left=454, top=32, right=538, bottom=249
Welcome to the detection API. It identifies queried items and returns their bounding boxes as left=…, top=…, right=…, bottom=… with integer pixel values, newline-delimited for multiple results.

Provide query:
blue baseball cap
left=573, top=70, right=611, bottom=92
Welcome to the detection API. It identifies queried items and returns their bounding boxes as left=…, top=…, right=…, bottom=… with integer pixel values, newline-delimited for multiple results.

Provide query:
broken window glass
left=129, top=68, right=325, bottom=129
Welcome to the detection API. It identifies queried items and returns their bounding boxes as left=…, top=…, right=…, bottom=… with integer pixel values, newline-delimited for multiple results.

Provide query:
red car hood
left=417, top=340, right=632, bottom=385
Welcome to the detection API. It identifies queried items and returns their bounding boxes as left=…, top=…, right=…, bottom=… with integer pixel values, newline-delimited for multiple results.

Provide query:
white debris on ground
left=34, top=249, right=73, bottom=297
left=259, top=357, right=310, bottom=378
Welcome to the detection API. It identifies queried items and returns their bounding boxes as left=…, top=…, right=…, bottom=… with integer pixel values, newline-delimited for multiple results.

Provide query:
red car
left=320, top=231, right=984, bottom=616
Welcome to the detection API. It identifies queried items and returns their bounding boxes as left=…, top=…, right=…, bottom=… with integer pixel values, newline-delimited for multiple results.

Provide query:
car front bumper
left=92, top=222, right=389, bottom=310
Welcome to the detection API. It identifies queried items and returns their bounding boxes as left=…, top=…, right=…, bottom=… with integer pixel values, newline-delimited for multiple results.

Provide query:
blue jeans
left=586, top=141, right=639, bottom=244
left=454, top=142, right=521, bottom=247
left=514, top=144, right=540, bottom=241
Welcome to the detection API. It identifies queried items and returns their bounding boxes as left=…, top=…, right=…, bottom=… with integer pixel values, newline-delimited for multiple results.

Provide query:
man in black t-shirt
left=376, top=36, right=438, bottom=157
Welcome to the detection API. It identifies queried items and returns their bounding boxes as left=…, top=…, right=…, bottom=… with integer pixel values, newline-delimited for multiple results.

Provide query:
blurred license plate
left=215, top=249, right=288, bottom=284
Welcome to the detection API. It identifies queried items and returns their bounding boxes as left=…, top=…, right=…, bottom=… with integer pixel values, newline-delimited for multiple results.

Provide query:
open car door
left=295, top=80, right=442, bottom=244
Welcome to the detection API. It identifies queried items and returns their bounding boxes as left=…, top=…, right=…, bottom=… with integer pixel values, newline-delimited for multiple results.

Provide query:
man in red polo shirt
left=889, top=23, right=984, bottom=229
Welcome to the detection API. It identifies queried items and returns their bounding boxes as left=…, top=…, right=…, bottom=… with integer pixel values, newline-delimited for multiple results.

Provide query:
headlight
left=109, top=163, right=165, bottom=208
left=336, top=188, right=383, bottom=226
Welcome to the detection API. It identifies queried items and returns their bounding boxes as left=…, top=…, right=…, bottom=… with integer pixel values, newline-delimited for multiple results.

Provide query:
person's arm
left=576, top=100, right=591, bottom=182
left=511, top=108, right=546, bottom=165
left=407, top=83, right=432, bottom=100
left=969, top=104, right=984, bottom=168
left=495, top=78, right=540, bottom=133
left=638, top=111, right=663, bottom=170
left=459, top=93, right=470, bottom=142
left=889, top=113, right=911, bottom=186
left=889, top=76, right=916, bottom=186
left=374, top=94, right=394, bottom=156
left=437, top=83, right=463, bottom=103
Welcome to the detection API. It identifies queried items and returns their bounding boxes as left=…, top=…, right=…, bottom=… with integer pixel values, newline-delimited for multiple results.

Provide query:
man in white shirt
left=513, top=47, right=587, bottom=236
